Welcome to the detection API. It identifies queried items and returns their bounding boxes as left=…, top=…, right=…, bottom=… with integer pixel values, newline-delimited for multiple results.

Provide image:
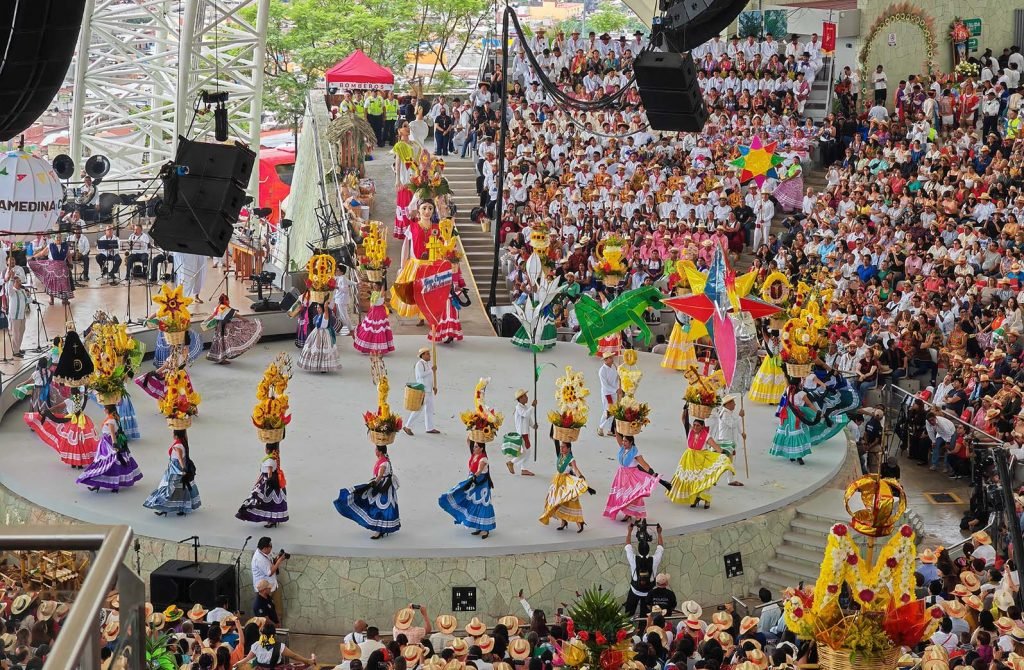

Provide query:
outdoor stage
left=0, top=331, right=854, bottom=632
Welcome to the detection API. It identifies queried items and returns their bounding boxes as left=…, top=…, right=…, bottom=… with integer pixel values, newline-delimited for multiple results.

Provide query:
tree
left=587, top=4, right=628, bottom=36
left=423, top=0, right=491, bottom=80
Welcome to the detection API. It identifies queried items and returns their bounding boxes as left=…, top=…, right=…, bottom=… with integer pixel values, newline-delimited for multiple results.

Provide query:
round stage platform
left=0, top=335, right=847, bottom=559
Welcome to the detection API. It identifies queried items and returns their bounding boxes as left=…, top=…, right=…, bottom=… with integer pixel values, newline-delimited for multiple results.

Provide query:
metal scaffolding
left=69, top=0, right=269, bottom=189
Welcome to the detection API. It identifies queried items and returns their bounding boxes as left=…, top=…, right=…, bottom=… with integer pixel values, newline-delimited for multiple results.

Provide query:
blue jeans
left=461, top=130, right=477, bottom=158
left=931, top=437, right=948, bottom=469
left=435, top=131, right=449, bottom=156
left=857, top=379, right=877, bottom=397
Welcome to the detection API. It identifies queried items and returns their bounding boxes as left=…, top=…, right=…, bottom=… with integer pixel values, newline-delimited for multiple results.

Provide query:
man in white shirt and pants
left=753, top=190, right=775, bottom=252
left=251, top=536, right=287, bottom=622
left=510, top=389, right=537, bottom=476
left=404, top=348, right=439, bottom=435
left=597, top=351, right=620, bottom=436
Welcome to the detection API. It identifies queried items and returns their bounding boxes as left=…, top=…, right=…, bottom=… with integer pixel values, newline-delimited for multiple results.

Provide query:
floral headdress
left=460, top=377, right=504, bottom=431
left=610, top=350, right=650, bottom=427
left=252, top=353, right=292, bottom=430
left=306, top=254, right=338, bottom=292
left=158, top=370, right=201, bottom=419
left=548, top=366, right=590, bottom=429
left=150, top=284, right=193, bottom=333
left=87, top=321, right=144, bottom=397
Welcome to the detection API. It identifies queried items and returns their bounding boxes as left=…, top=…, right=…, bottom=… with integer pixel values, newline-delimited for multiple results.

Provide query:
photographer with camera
left=252, top=536, right=289, bottom=623
left=624, top=519, right=664, bottom=617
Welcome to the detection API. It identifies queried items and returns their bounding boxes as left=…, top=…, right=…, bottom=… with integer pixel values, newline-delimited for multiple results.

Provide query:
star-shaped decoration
left=728, top=136, right=785, bottom=188
left=152, top=284, right=194, bottom=320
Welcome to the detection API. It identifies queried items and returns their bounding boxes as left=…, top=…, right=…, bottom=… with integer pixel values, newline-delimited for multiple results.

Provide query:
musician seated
left=68, top=224, right=91, bottom=282
left=96, top=225, right=122, bottom=283
left=124, top=223, right=151, bottom=280
left=149, top=246, right=173, bottom=283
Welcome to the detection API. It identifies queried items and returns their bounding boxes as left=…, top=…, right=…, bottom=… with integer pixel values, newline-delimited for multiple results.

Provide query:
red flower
left=616, top=630, right=628, bottom=643
left=846, top=553, right=859, bottom=565
left=565, top=619, right=575, bottom=637
left=901, top=593, right=912, bottom=603
left=594, top=632, right=607, bottom=646
left=900, top=525, right=913, bottom=537
left=930, top=606, right=944, bottom=619
left=577, top=630, right=589, bottom=642
left=859, top=589, right=875, bottom=603
left=886, top=557, right=898, bottom=569
left=833, top=524, right=848, bottom=536
left=793, top=607, right=804, bottom=618
left=827, top=584, right=839, bottom=594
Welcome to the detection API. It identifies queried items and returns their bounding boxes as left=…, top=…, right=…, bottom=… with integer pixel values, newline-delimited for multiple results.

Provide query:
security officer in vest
left=1008, top=109, right=1021, bottom=141
left=384, top=91, right=400, bottom=146
left=365, top=90, right=386, bottom=147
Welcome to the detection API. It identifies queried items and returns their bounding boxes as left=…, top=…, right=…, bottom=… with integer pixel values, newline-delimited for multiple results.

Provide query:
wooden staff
left=739, top=394, right=750, bottom=478
left=431, top=329, right=438, bottom=395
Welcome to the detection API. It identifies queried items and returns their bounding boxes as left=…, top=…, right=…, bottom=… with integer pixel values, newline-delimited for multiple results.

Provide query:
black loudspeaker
left=0, top=1, right=87, bottom=141
left=278, top=288, right=299, bottom=313
left=499, top=313, right=520, bottom=338
left=150, top=560, right=237, bottom=612
left=659, top=0, right=747, bottom=52
left=151, top=136, right=256, bottom=257
left=635, top=52, right=707, bottom=132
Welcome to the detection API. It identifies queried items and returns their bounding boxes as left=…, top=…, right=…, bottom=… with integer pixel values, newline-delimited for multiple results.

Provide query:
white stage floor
left=0, top=336, right=847, bottom=558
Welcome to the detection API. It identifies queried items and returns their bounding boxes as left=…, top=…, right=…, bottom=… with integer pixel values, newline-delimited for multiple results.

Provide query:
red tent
left=324, top=50, right=395, bottom=90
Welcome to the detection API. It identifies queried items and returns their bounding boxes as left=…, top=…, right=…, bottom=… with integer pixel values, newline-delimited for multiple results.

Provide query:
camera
left=634, top=518, right=653, bottom=544
left=278, top=549, right=291, bottom=560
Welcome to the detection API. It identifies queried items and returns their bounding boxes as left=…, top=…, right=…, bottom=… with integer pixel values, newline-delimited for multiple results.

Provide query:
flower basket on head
left=149, top=284, right=194, bottom=343
left=687, top=403, right=713, bottom=420
left=252, top=353, right=293, bottom=443
left=616, top=420, right=644, bottom=436
left=786, top=362, right=813, bottom=377
left=404, top=383, right=425, bottom=411
left=610, top=398, right=650, bottom=435
left=167, top=416, right=192, bottom=430
left=369, top=429, right=396, bottom=447
left=364, top=268, right=384, bottom=283
left=461, top=378, right=503, bottom=444
left=817, top=645, right=901, bottom=670
left=602, top=274, right=622, bottom=288
left=308, top=290, right=330, bottom=304
left=165, top=330, right=187, bottom=346
left=160, top=369, right=201, bottom=431
left=469, top=427, right=496, bottom=443
left=683, top=375, right=720, bottom=420
left=552, top=425, right=581, bottom=443
left=306, top=254, right=338, bottom=305
left=97, top=391, right=123, bottom=406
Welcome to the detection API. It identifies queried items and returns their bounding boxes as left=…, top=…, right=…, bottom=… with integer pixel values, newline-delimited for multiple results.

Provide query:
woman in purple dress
left=236, top=443, right=288, bottom=527
left=76, top=405, right=143, bottom=492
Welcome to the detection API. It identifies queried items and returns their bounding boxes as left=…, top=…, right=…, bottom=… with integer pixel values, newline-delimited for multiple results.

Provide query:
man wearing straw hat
left=393, top=604, right=432, bottom=644
left=405, top=348, right=439, bottom=435
left=711, top=394, right=745, bottom=487
left=597, top=352, right=620, bottom=437
left=507, top=389, right=536, bottom=476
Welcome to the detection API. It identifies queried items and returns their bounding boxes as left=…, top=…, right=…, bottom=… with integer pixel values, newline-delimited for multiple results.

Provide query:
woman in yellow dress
left=749, top=331, right=787, bottom=404
left=391, top=200, right=437, bottom=320
left=667, top=415, right=734, bottom=510
left=661, top=315, right=700, bottom=371
left=539, top=441, right=590, bottom=532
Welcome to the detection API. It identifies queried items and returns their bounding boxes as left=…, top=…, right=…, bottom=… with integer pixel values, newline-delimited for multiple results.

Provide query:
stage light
left=214, top=105, right=229, bottom=142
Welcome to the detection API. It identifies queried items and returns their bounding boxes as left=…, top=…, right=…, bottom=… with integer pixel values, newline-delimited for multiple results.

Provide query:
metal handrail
left=887, top=382, right=1003, bottom=445
left=0, top=525, right=144, bottom=670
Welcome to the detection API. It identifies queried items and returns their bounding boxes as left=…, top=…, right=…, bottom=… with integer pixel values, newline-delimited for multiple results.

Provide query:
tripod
left=30, top=293, right=50, bottom=354
left=206, top=267, right=231, bottom=304
left=0, top=315, right=11, bottom=362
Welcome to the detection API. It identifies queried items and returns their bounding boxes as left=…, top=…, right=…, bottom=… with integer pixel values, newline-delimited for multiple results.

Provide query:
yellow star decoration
left=153, top=284, right=193, bottom=322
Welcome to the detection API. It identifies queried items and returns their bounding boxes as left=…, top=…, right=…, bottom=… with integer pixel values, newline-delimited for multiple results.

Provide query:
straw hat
left=11, top=594, right=33, bottom=616
left=444, top=661, right=464, bottom=670
left=163, top=605, right=183, bottom=623
left=739, top=616, right=760, bottom=635
left=423, top=658, right=446, bottom=670
left=746, top=649, right=770, bottom=670
left=449, top=637, right=470, bottom=657
left=54, top=603, right=70, bottom=621
left=477, top=634, right=495, bottom=654
left=995, top=589, right=1016, bottom=611
left=37, top=600, right=57, bottom=621
left=495, top=615, right=521, bottom=636
left=103, top=618, right=121, bottom=642
left=960, top=572, right=981, bottom=592
left=679, top=600, right=703, bottom=619
left=493, top=663, right=513, bottom=670
left=714, top=631, right=734, bottom=652
left=711, top=611, right=733, bottom=628
left=921, top=660, right=949, bottom=670
left=922, top=645, right=948, bottom=662
left=418, top=347, right=431, bottom=357
left=465, top=616, right=487, bottom=637
left=340, top=641, right=361, bottom=661
left=514, top=389, right=529, bottom=401
left=187, top=604, right=208, bottom=622
left=601, top=351, right=616, bottom=360
left=0, top=633, right=15, bottom=650
left=219, top=615, right=238, bottom=633
left=436, top=614, right=458, bottom=634
left=973, top=530, right=992, bottom=545
left=402, top=644, right=425, bottom=665
left=1008, top=654, right=1024, bottom=670
left=963, top=594, right=984, bottom=611
left=395, top=607, right=416, bottom=630
left=996, top=616, right=1015, bottom=633
left=951, top=584, right=971, bottom=598
left=509, top=638, right=532, bottom=661
left=942, top=600, right=967, bottom=619
left=147, top=612, right=165, bottom=629
left=919, top=548, right=938, bottom=564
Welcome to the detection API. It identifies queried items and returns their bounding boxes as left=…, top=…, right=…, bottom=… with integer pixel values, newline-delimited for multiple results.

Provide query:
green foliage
left=566, top=586, right=634, bottom=639
left=428, top=70, right=465, bottom=94
left=555, top=4, right=647, bottom=40
left=738, top=11, right=763, bottom=38
left=146, top=634, right=177, bottom=670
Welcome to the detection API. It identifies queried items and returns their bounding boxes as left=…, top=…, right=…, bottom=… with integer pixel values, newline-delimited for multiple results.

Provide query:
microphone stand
left=126, top=246, right=136, bottom=324
left=176, top=535, right=201, bottom=572
left=30, top=293, right=50, bottom=353
left=234, top=535, right=252, bottom=613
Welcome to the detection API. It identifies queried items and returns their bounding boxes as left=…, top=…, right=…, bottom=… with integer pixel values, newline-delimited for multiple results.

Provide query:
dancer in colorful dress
left=539, top=441, right=590, bottom=532
left=24, top=386, right=98, bottom=469
left=289, top=288, right=339, bottom=349
left=438, top=440, right=496, bottom=539
left=236, top=443, right=289, bottom=528
left=116, top=391, right=141, bottom=441
left=392, top=125, right=418, bottom=242
left=353, top=291, right=395, bottom=355
left=297, top=302, right=340, bottom=373
left=205, top=294, right=264, bottom=364
left=76, top=405, right=143, bottom=492
left=667, top=415, right=735, bottom=510
left=391, top=200, right=437, bottom=321
left=144, top=429, right=201, bottom=516
left=660, top=316, right=699, bottom=371
left=333, top=445, right=400, bottom=540
left=749, top=332, right=786, bottom=404
left=805, top=365, right=860, bottom=445
left=428, top=267, right=465, bottom=344
left=154, top=328, right=204, bottom=367
left=28, top=233, right=74, bottom=304
left=603, top=433, right=663, bottom=522
left=769, top=380, right=819, bottom=465
left=135, top=350, right=195, bottom=402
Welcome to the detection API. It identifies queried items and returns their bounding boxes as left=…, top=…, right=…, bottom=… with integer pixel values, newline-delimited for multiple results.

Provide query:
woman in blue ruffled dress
left=144, top=429, right=201, bottom=516
left=438, top=440, right=496, bottom=539
left=333, top=445, right=400, bottom=539
left=77, top=404, right=143, bottom=492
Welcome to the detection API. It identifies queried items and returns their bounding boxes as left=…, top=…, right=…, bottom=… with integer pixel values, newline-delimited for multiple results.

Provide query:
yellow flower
left=152, top=284, right=193, bottom=322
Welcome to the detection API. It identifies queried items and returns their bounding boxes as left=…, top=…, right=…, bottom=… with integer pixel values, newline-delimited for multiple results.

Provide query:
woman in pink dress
left=24, top=386, right=98, bottom=468
left=353, top=291, right=396, bottom=355
left=603, top=433, right=667, bottom=522
left=428, top=266, right=465, bottom=344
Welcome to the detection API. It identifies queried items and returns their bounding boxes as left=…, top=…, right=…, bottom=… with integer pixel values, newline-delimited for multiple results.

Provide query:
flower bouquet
left=252, top=353, right=292, bottom=444
left=683, top=383, right=720, bottom=419
left=159, top=370, right=200, bottom=430
left=954, top=60, right=979, bottom=80
left=365, top=374, right=402, bottom=446
left=360, top=222, right=390, bottom=283
left=306, top=254, right=338, bottom=303
left=609, top=399, right=651, bottom=436
left=551, top=366, right=590, bottom=442
left=409, top=157, right=451, bottom=201
left=87, top=321, right=143, bottom=405
left=149, top=284, right=193, bottom=346
left=562, top=587, right=636, bottom=670
left=593, top=258, right=626, bottom=287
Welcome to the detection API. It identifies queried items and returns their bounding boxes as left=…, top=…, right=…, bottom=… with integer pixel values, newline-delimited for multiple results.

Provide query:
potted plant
left=561, top=587, right=636, bottom=669
left=252, top=353, right=292, bottom=444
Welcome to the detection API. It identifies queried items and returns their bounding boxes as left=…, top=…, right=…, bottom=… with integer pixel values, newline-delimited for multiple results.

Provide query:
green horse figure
left=574, top=286, right=666, bottom=355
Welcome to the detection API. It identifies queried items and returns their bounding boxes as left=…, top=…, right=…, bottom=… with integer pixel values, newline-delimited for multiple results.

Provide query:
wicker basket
left=552, top=425, right=580, bottom=443
left=786, top=362, right=813, bottom=378
left=817, top=646, right=900, bottom=670
left=166, top=416, right=192, bottom=430
left=256, top=427, right=285, bottom=444
left=404, top=385, right=425, bottom=411
left=469, top=427, right=496, bottom=443
left=369, top=430, right=396, bottom=447
left=96, top=391, right=122, bottom=406
left=602, top=274, right=622, bottom=288
left=364, top=268, right=384, bottom=283
left=165, top=330, right=186, bottom=346
left=616, top=420, right=644, bottom=436
left=687, top=403, right=713, bottom=419
left=308, top=290, right=330, bottom=304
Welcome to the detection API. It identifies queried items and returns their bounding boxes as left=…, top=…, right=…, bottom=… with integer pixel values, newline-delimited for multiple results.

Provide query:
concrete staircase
left=446, top=157, right=511, bottom=308
left=805, top=57, right=833, bottom=124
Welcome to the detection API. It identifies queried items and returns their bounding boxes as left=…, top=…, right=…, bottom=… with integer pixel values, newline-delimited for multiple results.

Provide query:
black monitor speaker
left=150, top=560, right=237, bottom=612
left=645, top=107, right=709, bottom=133
left=634, top=51, right=707, bottom=131
left=0, top=1, right=87, bottom=141
left=658, top=0, right=747, bottom=52
left=151, top=136, right=256, bottom=257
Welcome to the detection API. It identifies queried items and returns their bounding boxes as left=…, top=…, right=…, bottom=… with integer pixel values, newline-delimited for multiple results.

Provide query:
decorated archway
left=857, top=2, right=939, bottom=99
